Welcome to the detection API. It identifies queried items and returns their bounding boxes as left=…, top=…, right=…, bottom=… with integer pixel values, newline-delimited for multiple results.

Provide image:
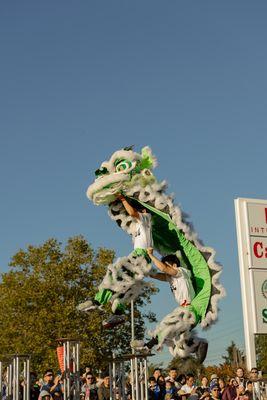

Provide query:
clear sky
left=1, top=1, right=267, bottom=367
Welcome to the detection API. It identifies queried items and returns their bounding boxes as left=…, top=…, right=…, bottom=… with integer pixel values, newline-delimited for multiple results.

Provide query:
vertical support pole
left=63, top=342, right=67, bottom=400
left=144, top=358, right=148, bottom=400
left=7, top=363, right=12, bottom=400
left=134, top=356, right=139, bottom=400
left=109, top=362, right=113, bottom=400
left=0, top=361, right=2, bottom=400
left=130, top=359, right=135, bottom=400
left=112, top=355, right=116, bottom=398
left=140, top=361, right=144, bottom=400
left=26, top=358, right=30, bottom=400
left=121, top=361, right=126, bottom=400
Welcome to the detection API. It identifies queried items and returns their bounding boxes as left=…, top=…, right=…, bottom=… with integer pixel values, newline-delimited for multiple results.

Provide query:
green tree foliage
left=168, top=355, right=205, bottom=377
left=222, top=341, right=245, bottom=368
left=255, top=334, right=267, bottom=371
left=0, top=236, right=157, bottom=373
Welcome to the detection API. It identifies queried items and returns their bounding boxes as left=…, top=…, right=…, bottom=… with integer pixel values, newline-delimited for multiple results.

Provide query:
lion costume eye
left=115, top=159, right=132, bottom=172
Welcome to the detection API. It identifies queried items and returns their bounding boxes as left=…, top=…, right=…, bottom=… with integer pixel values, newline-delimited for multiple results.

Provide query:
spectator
left=165, top=368, right=179, bottom=389
left=30, top=372, right=40, bottom=400
left=235, top=369, right=246, bottom=389
left=222, top=379, right=238, bottom=400
left=40, top=370, right=63, bottom=400
left=164, top=380, right=177, bottom=400
left=81, top=373, right=98, bottom=400
left=157, top=375, right=166, bottom=399
left=97, top=374, right=110, bottom=400
left=198, top=377, right=209, bottom=396
left=210, top=375, right=219, bottom=389
left=177, top=375, right=186, bottom=390
left=218, top=379, right=226, bottom=398
left=180, top=374, right=198, bottom=400
left=210, top=383, right=220, bottom=400
left=244, top=382, right=253, bottom=400
left=248, top=369, right=260, bottom=400
left=148, top=377, right=161, bottom=400
left=153, top=369, right=162, bottom=382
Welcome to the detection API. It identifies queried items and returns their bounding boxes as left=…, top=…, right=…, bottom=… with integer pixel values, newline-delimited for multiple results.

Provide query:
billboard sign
left=235, top=198, right=267, bottom=369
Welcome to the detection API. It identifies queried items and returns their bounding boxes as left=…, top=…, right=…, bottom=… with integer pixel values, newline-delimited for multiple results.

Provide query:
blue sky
left=1, top=1, right=267, bottom=367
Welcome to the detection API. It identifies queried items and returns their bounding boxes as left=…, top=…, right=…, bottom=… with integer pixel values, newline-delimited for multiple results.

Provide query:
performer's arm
left=149, top=272, right=167, bottom=281
left=117, top=194, right=140, bottom=219
left=147, top=248, right=178, bottom=277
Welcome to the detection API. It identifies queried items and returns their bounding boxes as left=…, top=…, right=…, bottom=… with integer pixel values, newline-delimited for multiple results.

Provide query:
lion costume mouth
left=86, top=172, right=130, bottom=205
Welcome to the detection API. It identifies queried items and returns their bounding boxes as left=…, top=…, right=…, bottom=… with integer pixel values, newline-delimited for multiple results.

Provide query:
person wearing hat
left=210, top=383, right=220, bottom=400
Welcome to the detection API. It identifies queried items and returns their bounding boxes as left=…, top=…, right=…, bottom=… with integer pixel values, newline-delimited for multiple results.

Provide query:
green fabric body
left=129, top=197, right=212, bottom=324
left=94, top=289, right=125, bottom=313
left=132, top=247, right=151, bottom=263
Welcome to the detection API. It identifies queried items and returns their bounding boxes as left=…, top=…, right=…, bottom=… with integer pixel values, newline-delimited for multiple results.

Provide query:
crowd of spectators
left=1, top=365, right=265, bottom=400
left=147, top=367, right=263, bottom=400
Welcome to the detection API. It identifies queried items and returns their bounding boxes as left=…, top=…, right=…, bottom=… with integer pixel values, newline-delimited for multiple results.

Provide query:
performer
left=147, top=248, right=195, bottom=307
left=77, top=194, right=152, bottom=328
left=132, top=247, right=207, bottom=363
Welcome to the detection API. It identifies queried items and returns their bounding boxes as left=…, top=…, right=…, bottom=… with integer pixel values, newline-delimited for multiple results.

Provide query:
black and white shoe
left=102, top=314, right=126, bottom=329
left=196, top=340, right=208, bottom=363
left=77, top=299, right=101, bottom=312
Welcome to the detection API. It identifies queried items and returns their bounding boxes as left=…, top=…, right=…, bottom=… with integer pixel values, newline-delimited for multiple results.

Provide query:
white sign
left=247, top=202, right=267, bottom=269
left=235, top=198, right=267, bottom=370
left=252, top=270, right=267, bottom=333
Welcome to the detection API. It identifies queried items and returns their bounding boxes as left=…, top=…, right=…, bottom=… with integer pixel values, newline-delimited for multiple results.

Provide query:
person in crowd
left=244, top=382, right=253, bottom=400
left=248, top=368, right=261, bottom=400
left=97, top=374, right=110, bottom=400
left=234, top=385, right=249, bottom=400
left=40, top=370, right=63, bottom=400
left=177, top=375, right=187, bottom=390
left=210, top=375, right=219, bottom=388
left=153, top=369, right=163, bottom=382
left=180, top=374, right=198, bottom=400
left=235, top=369, right=247, bottom=389
left=222, top=378, right=238, bottom=400
left=218, top=378, right=226, bottom=398
left=164, top=380, right=177, bottom=400
left=82, top=366, right=93, bottom=382
left=81, top=373, right=98, bottom=400
left=157, top=375, right=166, bottom=399
left=148, top=377, right=161, bottom=400
left=165, top=368, right=179, bottom=389
left=30, top=372, right=40, bottom=400
left=198, top=376, right=209, bottom=396
left=210, top=383, right=220, bottom=400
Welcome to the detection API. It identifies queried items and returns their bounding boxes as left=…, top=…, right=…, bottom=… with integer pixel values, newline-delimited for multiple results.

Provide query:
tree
left=222, top=341, right=245, bottom=368
left=0, top=236, right=157, bottom=373
left=168, top=355, right=205, bottom=377
left=255, top=334, right=267, bottom=371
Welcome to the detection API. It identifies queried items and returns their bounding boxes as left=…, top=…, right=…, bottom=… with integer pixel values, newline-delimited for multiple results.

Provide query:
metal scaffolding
left=0, top=354, right=30, bottom=400
left=108, top=352, right=150, bottom=400
left=56, top=338, right=80, bottom=400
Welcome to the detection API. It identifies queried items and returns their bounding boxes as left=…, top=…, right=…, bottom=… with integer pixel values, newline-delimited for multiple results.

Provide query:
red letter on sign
left=254, top=242, right=263, bottom=258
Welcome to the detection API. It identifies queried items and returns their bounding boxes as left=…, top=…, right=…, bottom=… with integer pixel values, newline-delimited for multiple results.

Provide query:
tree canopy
left=0, top=236, right=157, bottom=373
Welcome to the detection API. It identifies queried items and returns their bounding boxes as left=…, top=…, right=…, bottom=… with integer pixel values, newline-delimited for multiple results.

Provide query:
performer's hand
left=147, top=247, right=153, bottom=257
left=116, top=192, right=124, bottom=200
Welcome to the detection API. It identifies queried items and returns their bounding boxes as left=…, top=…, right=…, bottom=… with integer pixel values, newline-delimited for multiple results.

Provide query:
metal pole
left=0, top=361, right=2, bottom=400
left=121, top=361, right=126, bottom=400
left=131, top=301, right=135, bottom=351
left=66, top=341, right=70, bottom=400
left=130, top=359, right=135, bottom=400
left=26, top=358, right=30, bottom=400
left=63, top=342, right=67, bottom=400
left=109, top=362, right=113, bottom=400
left=134, top=356, right=139, bottom=400
left=144, top=359, right=148, bottom=400
left=140, top=361, right=144, bottom=400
